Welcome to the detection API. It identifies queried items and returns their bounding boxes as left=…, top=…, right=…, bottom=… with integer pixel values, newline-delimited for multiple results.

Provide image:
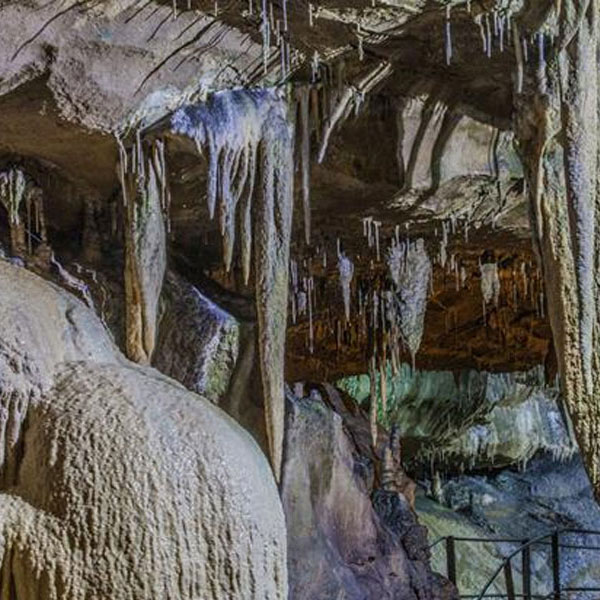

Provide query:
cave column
left=516, top=1, right=600, bottom=496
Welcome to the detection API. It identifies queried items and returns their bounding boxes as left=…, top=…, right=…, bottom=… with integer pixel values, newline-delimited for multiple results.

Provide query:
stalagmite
left=171, top=88, right=294, bottom=480
left=387, top=238, right=431, bottom=368
left=338, top=253, right=354, bottom=321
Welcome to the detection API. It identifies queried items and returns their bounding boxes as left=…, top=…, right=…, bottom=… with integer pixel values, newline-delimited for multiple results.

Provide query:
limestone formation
left=2, top=0, right=600, bottom=596
left=0, top=260, right=286, bottom=600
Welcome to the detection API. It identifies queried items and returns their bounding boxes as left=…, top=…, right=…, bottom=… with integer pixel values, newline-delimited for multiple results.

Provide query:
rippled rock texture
left=0, top=260, right=286, bottom=600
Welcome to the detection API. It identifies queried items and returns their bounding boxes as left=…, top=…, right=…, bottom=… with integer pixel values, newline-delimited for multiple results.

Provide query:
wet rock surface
left=281, top=386, right=456, bottom=600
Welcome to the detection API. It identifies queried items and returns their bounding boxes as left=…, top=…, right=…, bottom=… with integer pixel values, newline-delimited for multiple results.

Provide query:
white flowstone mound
left=0, top=260, right=287, bottom=600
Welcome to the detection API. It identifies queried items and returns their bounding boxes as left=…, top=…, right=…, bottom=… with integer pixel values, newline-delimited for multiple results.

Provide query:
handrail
left=475, top=528, right=600, bottom=600
left=427, top=527, right=600, bottom=600
left=475, top=531, right=558, bottom=600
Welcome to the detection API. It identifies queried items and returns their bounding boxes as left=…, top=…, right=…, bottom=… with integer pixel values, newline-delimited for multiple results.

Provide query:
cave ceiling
left=0, top=0, right=554, bottom=378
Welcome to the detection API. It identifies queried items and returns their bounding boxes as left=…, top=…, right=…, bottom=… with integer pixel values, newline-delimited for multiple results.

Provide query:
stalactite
left=338, top=253, right=354, bottom=322
left=387, top=238, right=431, bottom=369
left=261, top=0, right=271, bottom=74
left=379, top=359, right=387, bottom=415
left=444, top=5, right=452, bottom=66
left=369, top=355, right=378, bottom=447
left=119, top=139, right=167, bottom=365
left=513, top=21, right=524, bottom=94
left=317, top=61, right=392, bottom=163
left=476, top=15, right=487, bottom=54
left=363, top=216, right=373, bottom=247
left=439, top=220, right=449, bottom=268
left=537, top=31, right=547, bottom=93
left=298, top=86, right=311, bottom=244
left=307, top=275, right=314, bottom=354
left=373, top=220, right=381, bottom=261
left=0, top=167, right=28, bottom=256
left=480, top=262, right=500, bottom=325
left=297, top=288, right=307, bottom=315
left=171, top=88, right=294, bottom=481
left=290, top=258, right=298, bottom=323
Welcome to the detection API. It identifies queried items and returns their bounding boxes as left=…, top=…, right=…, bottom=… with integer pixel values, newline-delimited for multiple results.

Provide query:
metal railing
left=429, top=529, right=600, bottom=600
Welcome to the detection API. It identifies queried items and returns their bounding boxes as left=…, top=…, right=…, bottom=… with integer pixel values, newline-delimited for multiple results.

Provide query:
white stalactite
left=480, top=262, right=500, bottom=324
left=338, top=253, right=354, bottom=322
left=387, top=238, right=431, bottom=368
left=445, top=5, right=452, bottom=66
left=298, top=86, right=311, bottom=244
left=171, top=89, right=294, bottom=481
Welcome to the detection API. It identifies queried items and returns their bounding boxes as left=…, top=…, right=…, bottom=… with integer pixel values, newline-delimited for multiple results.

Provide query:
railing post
left=504, top=560, right=516, bottom=600
left=446, top=536, right=457, bottom=586
left=551, top=532, right=560, bottom=600
left=522, top=540, right=532, bottom=600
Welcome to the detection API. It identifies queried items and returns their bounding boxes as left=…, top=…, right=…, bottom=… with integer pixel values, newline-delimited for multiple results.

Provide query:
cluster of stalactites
left=116, top=134, right=171, bottom=224
left=0, top=167, right=27, bottom=226
left=172, top=87, right=294, bottom=481
left=443, top=2, right=551, bottom=95
left=0, top=167, right=48, bottom=256
left=316, top=61, right=392, bottom=164
left=116, top=131, right=170, bottom=366
left=171, top=88, right=293, bottom=283
left=387, top=238, right=432, bottom=368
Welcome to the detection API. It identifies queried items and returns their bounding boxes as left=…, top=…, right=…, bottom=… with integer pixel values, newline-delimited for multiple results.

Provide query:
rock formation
left=1, top=0, right=600, bottom=597
left=0, top=260, right=286, bottom=599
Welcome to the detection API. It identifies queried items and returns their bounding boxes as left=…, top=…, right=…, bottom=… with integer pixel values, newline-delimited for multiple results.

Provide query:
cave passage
left=0, top=0, right=599, bottom=598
